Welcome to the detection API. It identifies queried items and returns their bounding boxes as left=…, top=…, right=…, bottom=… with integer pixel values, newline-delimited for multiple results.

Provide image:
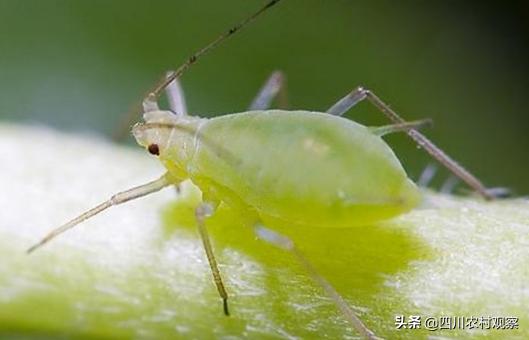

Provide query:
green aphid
left=27, top=1, right=494, bottom=338
left=134, top=109, right=422, bottom=228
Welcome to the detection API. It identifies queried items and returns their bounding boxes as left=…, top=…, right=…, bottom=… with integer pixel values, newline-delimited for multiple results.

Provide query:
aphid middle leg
left=195, top=202, right=230, bottom=316
left=248, top=70, right=288, bottom=110
left=326, top=86, right=493, bottom=200
left=254, top=225, right=380, bottom=340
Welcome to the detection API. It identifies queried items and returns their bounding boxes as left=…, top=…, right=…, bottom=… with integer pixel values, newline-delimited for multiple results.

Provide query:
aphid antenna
left=148, top=0, right=284, bottom=102
left=114, top=0, right=284, bottom=139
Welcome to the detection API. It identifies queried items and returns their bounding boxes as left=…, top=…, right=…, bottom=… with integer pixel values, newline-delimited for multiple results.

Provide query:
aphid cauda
left=27, top=0, right=496, bottom=338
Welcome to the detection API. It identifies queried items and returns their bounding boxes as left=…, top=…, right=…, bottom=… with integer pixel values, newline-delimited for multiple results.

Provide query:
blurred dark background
left=1, top=0, right=528, bottom=193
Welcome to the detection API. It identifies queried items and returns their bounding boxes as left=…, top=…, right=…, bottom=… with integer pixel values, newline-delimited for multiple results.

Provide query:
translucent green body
left=134, top=110, right=421, bottom=227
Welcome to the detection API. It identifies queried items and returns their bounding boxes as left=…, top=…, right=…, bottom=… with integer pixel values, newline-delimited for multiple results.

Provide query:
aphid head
left=132, top=110, right=202, bottom=161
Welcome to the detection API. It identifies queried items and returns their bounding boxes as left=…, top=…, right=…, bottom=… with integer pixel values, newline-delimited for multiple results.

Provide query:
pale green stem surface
left=0, top=124, right=527, bottom=339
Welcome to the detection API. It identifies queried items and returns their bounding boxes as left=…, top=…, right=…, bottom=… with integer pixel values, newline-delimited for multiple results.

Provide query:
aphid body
left=133, top=109, right=421, bottom=228
left=29, top=1, right=493, bottom=337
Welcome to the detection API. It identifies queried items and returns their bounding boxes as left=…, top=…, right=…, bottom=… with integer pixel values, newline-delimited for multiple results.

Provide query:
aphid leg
left=27, top=173, right=175, bottom=254
left=370, top=119, right=432, bottom=136
left=327, top=87, right=493, bottom=200
left=248, top=70, right=288, bottom=110
left=326, top=89, right=366, bottom=117
left=165, top=71, right=187, bottom=116
left=483, top=187, right=512, bottom=198
left=440, top=176, right=460, bottom=194
left=195, top=202, right=230, bottom=316
left=417, top=164, right=438, bottom=187
left=254, top=225, right=380, bottom=340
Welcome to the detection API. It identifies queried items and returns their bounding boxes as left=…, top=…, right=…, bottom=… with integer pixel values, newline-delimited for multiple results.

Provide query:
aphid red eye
left=148, top=144, right=160, bottom=156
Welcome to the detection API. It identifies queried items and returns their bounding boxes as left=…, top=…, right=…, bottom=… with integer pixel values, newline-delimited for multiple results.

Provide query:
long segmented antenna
left=27, top=173, right=173, bottom=254
left=148, top=0, right=283, bottom=101
left=113, top=0, right=284, bottom=140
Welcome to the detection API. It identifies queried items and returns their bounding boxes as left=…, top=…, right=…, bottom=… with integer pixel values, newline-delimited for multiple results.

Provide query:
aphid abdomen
left=188, top=110, right=421, bottom=227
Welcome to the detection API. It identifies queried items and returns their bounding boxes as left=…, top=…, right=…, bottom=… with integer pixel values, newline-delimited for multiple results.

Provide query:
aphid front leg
left=248, top=71, right=288, bottom=110
left=165, top=71, right=187, bottom=116
left=254, top=225, right=380, bottom=340
left=327, top=86, right=493, bottom=200
left=195, top=202, right=230, bottom=316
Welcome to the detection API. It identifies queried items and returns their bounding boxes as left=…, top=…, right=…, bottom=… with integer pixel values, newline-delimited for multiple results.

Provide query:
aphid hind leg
left=327, top=86, right=493, bottom=200
left=27, top=173, right=175, bottom=254
left=254, top=225, right=380, bottom=340
left=195, top=202, right=230, bottom=316
left=248, top=71, right=288, bottom=110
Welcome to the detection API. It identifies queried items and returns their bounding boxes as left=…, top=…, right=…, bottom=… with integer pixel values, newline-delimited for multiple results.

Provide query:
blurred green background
left=0, top=0, right=528, bottom=193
